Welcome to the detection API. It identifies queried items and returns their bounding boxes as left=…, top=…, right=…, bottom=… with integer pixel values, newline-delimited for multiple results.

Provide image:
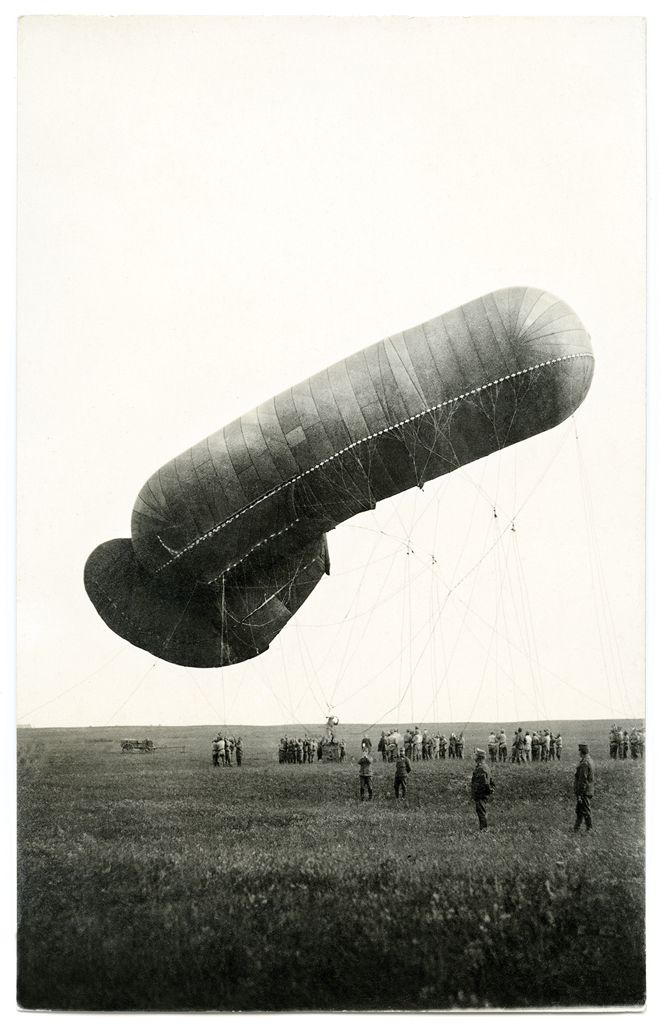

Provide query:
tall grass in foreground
left=17, top=723, right=644, bottom=1010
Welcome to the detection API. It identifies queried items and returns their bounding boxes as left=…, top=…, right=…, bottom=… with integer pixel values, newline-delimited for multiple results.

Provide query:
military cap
left=578, top=743, right=589, bottom=753
left=475, top=748, right=486, bottom=759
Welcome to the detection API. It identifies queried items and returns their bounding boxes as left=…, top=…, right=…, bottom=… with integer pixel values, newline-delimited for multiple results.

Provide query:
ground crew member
left=358, top=752, right=374, bottom=801
left=235, top=737, right=243, bottom=767
left=394, top=748, right=412, bottom=799
left=471, top=749, right=493, bottom=831
left=573, top=743, right=595, bottom=832
left=609, top=726, right=619, bottom=759
left=212, top=736, right=220, bottom=767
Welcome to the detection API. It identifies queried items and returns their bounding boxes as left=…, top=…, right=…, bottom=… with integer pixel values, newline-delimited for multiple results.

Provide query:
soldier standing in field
left=394, top=747, right=412, bottom=799
left=358, top=751, right=374, bottom=801
left=573, top=743, right=595, bottom=832
left=609, top=725, right=619, bottom=759
left=471, top=749, right=494, bottom=831
left=498, top=728, right=508, bottom=763
left=212, top=735, right=220, bottom=767
left=235, top=736, right=243, bottom=767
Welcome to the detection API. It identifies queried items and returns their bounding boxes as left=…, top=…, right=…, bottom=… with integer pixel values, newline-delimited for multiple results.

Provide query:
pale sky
left=17, top=16, right=646, bottom=728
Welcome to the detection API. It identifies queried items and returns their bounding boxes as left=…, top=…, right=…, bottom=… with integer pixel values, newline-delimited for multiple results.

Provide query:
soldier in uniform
left=212, top=735, right=220, bottom=767
left=471, top=749, right=494, bottom=831
left=573, top=743, right=595, bottom=832
left=358, top=751, right=374, bottom=801
left=609, top=725, right=619, bottom=760
left=394, top=747, right=412, bottom=798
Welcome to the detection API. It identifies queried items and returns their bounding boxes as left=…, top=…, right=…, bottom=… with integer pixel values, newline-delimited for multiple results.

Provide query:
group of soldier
left=211, top=734, right=243, bottom=767
left=377, top=728, right=466, bottom=761
left=472, top=741, right=594, bottom=832
left=608, top=725, right=645, bottom=759
left=359, top=744, right=411, bottom=801
left=359, top=739, right=597, bottom=834
left=486, top=727, right=564, bottom=763
left=277, top=735, right=347, bottom=763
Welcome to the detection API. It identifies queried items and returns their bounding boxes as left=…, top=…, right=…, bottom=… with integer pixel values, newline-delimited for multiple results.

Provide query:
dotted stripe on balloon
left=205, top=518, right=301, bottom=583
left=154, top=351, right=593, bottom=575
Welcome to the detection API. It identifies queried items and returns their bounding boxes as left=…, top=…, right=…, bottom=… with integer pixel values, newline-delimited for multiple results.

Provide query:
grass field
left=17, top=719, right=645, bottom=1011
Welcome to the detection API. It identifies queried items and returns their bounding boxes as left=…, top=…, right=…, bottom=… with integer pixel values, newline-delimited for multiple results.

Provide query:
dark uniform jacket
left=471, top=762, right=493, bottom=800
left=574, top=755, right=595, bottom=797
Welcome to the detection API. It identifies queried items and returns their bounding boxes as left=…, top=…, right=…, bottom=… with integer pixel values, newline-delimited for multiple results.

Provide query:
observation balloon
left=85, top=286, right=594, bottom=668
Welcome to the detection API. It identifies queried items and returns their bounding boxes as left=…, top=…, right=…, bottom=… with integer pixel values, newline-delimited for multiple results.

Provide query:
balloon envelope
left=85, top=286, right=594, bottom=667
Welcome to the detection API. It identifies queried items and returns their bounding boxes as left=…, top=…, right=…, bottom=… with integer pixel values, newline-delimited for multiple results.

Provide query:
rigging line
left=327, top=514, right=393, bottom=707
left=383, top=517, right=494, bottom=732
left=507, top=528, right=540, bottom=720
left=407, top=468, right=422, bottom=724
left=459, top=523, right=514, bottom=734
left=344, top=485, right=515, bottom=729
left=448, top=458, right=492, bottom=585
left=185, top=667, right=222, bottom=722
left=396, top=547, right=407, bottom=730
left=418, top=566, right=551, bottom=724
left=449, top=568, right=622, bottom=714
left=502, top=529, right=535, bottom=719
left=500, top=534, right=521, bottom=724
left=260, top=664, right=302, bottom=728
left=294, top=628, right=332, bottom=718
left=448, top=512, right=515, bottom=737
left=17, top=645, right=127, bottom=721
left=408, top=535, right=414, bottom=724
left=326, top=545, right=403, bottom=709
left=362, top=501, right=498, bottom=729
left=105, top=660, right=157, bottom=726
left=430, top=493, right=443, bottom=725
left=344, top=413, right=568, bottom=590
left=292, top=625, right=327, bottom=719
left=509, top=530, right=544, bottom=720
left=321, top=549, right=401, bottom=577
left=414, top=509, right=502, bottom=727
left=493, top=508, right=501, bottom=726
left=433, top=549, right=453, bottom=725
left=573, top=438, right=617, bottom=715
left=424, top=538, right=490, bottom=726
left=279, top=634, right=296, bottom=726
left=320, top=423, right=575, bottom=727
left=328, top=561, right=428, bottom=708
left=296, top=559, right=429, bottom=628
left=574, top=431, right=634, bottom=716
left=430, top=551, right=438, bottom=725
left=225, top=663, right=246, bottom=724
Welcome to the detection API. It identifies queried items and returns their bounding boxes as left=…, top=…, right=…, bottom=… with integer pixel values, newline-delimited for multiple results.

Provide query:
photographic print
left=16, top=15, right=646, bottom=1011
